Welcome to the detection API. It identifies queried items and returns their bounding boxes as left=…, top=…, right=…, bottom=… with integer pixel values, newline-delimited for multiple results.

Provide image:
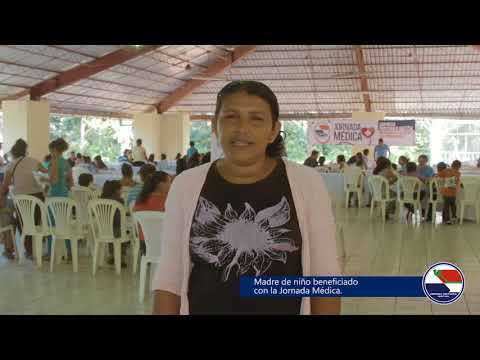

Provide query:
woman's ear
left=269, top=121, right=281, bottom=143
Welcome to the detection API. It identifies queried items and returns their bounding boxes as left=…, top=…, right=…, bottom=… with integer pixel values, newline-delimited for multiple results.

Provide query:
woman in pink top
left=133, top=171, right=171, bottom=254
left=152, top=81, right=340, bottom=315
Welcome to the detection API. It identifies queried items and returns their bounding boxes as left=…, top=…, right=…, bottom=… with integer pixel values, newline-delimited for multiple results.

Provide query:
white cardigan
left=152, top=159, right=341, bottom=315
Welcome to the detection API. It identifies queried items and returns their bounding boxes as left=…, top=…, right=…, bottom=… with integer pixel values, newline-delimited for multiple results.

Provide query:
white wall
left=133, top=111, right=190, bottom=160
left=2, top=100, right=50, bottom=161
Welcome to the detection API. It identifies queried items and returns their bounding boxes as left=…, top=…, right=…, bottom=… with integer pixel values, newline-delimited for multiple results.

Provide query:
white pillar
left=351, top=112, right=385, bottom=161
left=2, top=100, right=50, bottom=161
left=133, top=111, right=190, bottom=160
left=158, top=112, right=190, bottom=159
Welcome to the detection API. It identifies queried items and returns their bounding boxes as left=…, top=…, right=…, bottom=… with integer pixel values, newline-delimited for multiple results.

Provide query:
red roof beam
left=156, top=45, right=257, bottom=113
left=29, top=45, right=161, bottom=100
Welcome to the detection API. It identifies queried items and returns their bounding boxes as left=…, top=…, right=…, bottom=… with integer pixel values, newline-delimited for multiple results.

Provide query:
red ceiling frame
left=156, top=45, right=257, bottom=113
left=27, top=45, right=161, bottom=100
left=354, top=46, right=372, bottom=112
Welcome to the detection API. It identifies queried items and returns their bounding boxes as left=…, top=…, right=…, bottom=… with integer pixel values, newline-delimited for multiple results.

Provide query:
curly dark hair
left=214, top=80, right=286, bottom=158
left=11, top=139, right=28, bottom=158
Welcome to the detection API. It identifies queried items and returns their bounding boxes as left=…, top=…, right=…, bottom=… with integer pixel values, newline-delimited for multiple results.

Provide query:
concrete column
left=2, top=100, right=50, bottom=161
left=351, top=112, right=385, bottom=161
left=133, top=111, right=190, bottom=160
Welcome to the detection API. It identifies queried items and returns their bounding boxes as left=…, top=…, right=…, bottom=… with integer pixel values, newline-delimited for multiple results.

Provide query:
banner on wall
left=377, top=120, right=416, bottom=146
left=307, top=119, right=378, bottom=146
left=307, top=119, right=415, bottom=146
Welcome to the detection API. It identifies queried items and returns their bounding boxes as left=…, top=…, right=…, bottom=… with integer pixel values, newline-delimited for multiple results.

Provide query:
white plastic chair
left=88, top=199, right=131, bottom=275
left=368, top=175, right=394, bottom=223
left=427, top=178, right=443, bottom=225
left=46, top=197, right=85, bottom=273
left=344, top=167, right=364, bottom=208
left=71, top=186, right=97, bottom=254
left=128, top=201, right=140, bottom=275
left=133, top=211, right=165, bottom=303
left=397, top=176, right=423, bottom=224
left=13, top=195, right=53, bottom=268
left=459, top=179, right=480, bottom=224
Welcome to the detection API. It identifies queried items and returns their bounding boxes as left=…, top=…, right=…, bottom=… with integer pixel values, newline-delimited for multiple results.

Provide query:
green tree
left=283, top=120, right=352, bottom=163
left=50, top=116, right=122, bottom=163
left=49, top=116, right=82, bottom=152
left=190, top=121, right=211, bottom=154
left=283, top=120, right=309, bottom=163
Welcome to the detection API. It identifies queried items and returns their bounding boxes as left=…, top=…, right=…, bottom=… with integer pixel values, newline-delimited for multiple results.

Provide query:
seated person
left=75, top=153, right=83, bottom=166
left=118, top=149, right=132, bottom=163
left=78, top=173, right=95, bottom=190
left=318, top=156, right=326, bottom=167
left=80, top=156, right=97, bottom=174
left=202, top=152, right=211, bottom=164
left=127, top=164, right=156, bottom=207
left=147, top=154, right=157, bottom=166
left=398, top=156, right=409, bottom=175
left=373, top=157, right=398, bottom=220
left=94, top=155, right=108, bottom=170
left=330, top=155, right=346, bottom=172
left=100, top=181, right=127, bottom=267
left=416, top=154, right=435, bottom=183
left=42, top=154, right=52, bottom=169
left=176, top=156, right=187, bottom=176
left=133, top=171, right=172, bottom=255
left=119, top=163, right=136, bottom=188
left=303, top=150, right=319, bottom=168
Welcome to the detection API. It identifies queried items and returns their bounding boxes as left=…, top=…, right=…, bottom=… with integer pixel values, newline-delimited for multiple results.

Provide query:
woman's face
left=213, top=91, right=280, bottom=166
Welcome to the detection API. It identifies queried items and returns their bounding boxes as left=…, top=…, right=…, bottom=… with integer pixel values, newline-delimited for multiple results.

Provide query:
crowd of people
left=175, top=142, right=211, bottom=176
left=0, top=137, right=174, bottom=265
left=303, top=140, right=464, bottom=225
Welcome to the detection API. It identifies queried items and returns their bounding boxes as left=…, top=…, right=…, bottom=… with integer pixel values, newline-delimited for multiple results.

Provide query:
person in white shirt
left=132, top=139, right=147, bottom=166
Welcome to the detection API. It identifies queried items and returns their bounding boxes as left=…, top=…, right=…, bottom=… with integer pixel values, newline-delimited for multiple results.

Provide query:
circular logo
left=422, top=262, right=465, bottom=304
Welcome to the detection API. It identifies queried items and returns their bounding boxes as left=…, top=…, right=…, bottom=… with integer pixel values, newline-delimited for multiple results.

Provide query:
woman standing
left=46, top=138, right=74, bottom=260
left=152, top=81, right=340, bottom=315
left=0, top=139, right=48, bottom=260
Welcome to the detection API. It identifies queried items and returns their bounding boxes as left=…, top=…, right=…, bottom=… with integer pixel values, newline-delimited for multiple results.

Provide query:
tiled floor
left=1, top=206, right=479, bottom=315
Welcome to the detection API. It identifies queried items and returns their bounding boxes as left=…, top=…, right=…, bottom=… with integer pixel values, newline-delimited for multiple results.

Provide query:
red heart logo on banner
left=361, top=127, right=375, bottom=138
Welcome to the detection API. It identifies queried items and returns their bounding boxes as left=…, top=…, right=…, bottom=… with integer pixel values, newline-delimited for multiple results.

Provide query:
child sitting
left=437, top=160, right=461, bottom=224
left=100, top=181, right=127, bottom=267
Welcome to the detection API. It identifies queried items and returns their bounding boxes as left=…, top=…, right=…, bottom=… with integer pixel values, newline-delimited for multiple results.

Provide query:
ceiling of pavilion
left=1, top=45, right=480, bottom=119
